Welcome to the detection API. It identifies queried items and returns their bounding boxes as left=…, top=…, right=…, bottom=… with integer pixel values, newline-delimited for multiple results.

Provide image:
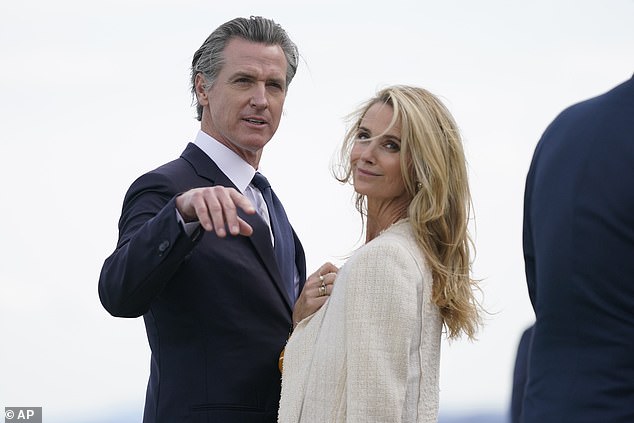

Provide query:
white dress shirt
left=192, top=131, right=274, bottom=243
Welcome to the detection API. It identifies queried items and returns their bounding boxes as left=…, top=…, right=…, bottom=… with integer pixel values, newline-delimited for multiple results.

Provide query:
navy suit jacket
left=99, top=143, right=306, bottom=423
left=510, top=325, right=533, bottom=423
left=521, top=76, right=634, bottom=422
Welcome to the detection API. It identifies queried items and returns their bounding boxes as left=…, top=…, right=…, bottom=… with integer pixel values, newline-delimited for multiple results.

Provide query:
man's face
left=196, top=37, right=288, bottom=167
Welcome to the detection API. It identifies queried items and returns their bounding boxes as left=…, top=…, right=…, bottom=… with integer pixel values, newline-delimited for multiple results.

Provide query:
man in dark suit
left=510, top=324, right=533, bottom=423
left=99, top=16, right=336, bottom=423
left=521, top=74, right=634, bottom=422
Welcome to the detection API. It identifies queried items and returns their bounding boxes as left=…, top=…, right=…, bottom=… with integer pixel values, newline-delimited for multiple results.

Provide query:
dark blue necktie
left=251, top=172, right=296, bottom=304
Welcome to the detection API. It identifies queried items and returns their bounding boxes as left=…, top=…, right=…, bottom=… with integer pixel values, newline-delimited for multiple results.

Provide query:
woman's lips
left=356, top=167, right=380, bottom=177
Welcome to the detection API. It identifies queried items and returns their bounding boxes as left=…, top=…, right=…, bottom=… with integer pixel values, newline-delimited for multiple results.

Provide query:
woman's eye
left=356, top=131, right=370, bottom=140
left=385, top=141, right=400, bottom=151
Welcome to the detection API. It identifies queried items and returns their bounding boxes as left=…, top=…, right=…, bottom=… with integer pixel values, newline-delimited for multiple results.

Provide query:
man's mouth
left=245, top=118, right=267, bottom=125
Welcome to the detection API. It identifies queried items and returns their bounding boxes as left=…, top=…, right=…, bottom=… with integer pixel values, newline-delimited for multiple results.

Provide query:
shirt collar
left=193, top=130, right=256, bottom=193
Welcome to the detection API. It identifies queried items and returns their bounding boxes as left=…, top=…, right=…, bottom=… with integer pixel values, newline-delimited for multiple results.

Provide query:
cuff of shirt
left=176, top=209, right=200, bottom=238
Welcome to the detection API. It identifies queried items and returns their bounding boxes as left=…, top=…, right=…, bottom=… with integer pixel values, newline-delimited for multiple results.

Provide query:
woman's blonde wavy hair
left=334, top=85, right=481, bottom=340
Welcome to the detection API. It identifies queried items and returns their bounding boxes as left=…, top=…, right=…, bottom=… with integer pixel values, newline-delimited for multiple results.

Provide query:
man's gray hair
left=190, top=16, right=299, bottom=121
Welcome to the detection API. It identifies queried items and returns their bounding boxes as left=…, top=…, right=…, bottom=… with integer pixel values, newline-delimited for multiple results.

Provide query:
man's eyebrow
left=267, top=76, right=286, bottom=85
left=230, top=71, right=255, bottom=80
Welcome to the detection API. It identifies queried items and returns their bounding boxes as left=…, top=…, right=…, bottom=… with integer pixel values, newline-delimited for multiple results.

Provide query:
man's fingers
left=186, top=190, right=214, bottom=232
left=208, top=187, right=236, bottom=237
left=225, top=189, right=255, bottom=235
left=178, top=186, right=257, bottom=237
left=237, top=218, right=254, bottom=236
left=229, top=189, right=256, bottom=214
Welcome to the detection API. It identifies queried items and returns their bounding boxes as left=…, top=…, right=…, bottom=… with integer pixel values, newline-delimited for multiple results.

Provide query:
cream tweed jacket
left=278, top=219, right=442, bottom=423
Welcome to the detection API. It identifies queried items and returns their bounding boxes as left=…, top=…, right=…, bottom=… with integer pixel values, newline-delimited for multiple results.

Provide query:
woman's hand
left=292, top=262, right=339, bottom=329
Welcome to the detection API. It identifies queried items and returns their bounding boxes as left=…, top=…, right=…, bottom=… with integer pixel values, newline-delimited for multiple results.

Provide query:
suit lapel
left=181, top=143, right=294, bottom=310
left=293, top=229, right=306, bottom=294
left=242, top=211, right=293, bottom=309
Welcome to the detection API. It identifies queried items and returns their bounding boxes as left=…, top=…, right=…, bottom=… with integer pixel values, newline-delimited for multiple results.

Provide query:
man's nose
left=249, top=84, right=269, bottom=109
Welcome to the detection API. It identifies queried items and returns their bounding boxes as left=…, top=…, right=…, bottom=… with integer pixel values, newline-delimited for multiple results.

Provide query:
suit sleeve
left=98, top=171, right=200, bottom=317
left=523, top=147, right=539, bottom=310
left=343, top=240, right=420, bottom=422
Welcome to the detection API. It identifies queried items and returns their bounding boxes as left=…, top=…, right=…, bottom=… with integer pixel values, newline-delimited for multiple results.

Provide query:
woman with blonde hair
left=278, top=85, right=481, bottom=422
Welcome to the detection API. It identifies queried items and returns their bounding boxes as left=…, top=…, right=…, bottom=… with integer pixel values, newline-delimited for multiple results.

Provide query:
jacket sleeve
left=523, top=144, right=539, bottom=310
left=98, top=171, right=201, bottom=317
left=343, top=239, right=420, bottom=422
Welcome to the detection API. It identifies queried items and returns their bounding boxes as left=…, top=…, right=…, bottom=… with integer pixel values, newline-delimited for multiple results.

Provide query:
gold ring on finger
left=318, top=284, right=326, bottom=297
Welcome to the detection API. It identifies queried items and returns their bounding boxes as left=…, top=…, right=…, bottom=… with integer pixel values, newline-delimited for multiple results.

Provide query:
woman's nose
left=358, top=142, right=376, bottom=163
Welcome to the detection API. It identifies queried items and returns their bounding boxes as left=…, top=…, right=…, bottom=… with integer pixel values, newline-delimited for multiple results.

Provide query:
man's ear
left=195, top=73, right=209, bottom=106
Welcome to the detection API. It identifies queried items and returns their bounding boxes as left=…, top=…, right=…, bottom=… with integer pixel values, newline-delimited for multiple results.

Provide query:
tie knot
left=251, top=172, right=271, bottom=191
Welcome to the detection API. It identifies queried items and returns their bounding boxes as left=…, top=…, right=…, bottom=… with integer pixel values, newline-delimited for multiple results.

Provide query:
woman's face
left=351, top=102, right=408, bottom=205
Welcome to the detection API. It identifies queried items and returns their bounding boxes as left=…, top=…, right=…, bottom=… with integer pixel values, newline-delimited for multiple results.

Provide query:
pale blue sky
left=1, top=0, right=633, bottom=421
